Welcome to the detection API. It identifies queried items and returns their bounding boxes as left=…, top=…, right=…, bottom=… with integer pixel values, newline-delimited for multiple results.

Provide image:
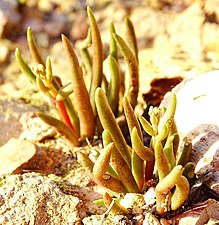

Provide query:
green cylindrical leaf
left=139, top=116, right=155, bottom=137
left=107, top=55, right=120, bottom=115
left=131, top=127, right=155, bottom=162
left=27, top=27, right=45, bottom=66
left=171, top=175, right=190, bottom=210
left=109, top=22, right=117, bottom=59
left=93, top=198, right=104, bottom=205
left=102, top=129, right=137, bottom=191
left=79, top=28, right=92, bottom=77
left=163, top=135, right=175, bottom=170
left=123, top=97, right=142, bottom=140
left=45, top=57, right=53, bottom=88
left=131, top=149, right=144, bottom=191
left=36, top=75, right=50, bottom=93
left=177, top=138, right=192, bottom=167
left=93, top=142, right=114, bottom=179
left=95, top=88, right=131, bottom=167
left=183, top=162, right=195, bottom=179
left=37, top=112, right=80, bottom=146
left=157, top=123, right=168, bottom=141
left=154, top=139, right=171, bottom=180
left=101, top=130, right=119, bottom=179
left=15, top=48, right=36, bottom=84
left=102, top=129, right=113, bottom=147
left=123, top=97, right=144, bottom=190
left=94, top=175, right=127, bottom=194
left=113, top=33, right=139, bottom=108
left=62, top=34, right=95, bottom=140
left=110, top=143, right=140, bottom=193
left=77, top=152, right=94, bottom=172
left=125, top=16, right=138, bottom=62
left=157, top=93, right=177, bottom=141
left=155, top=165, right=184, bottom=194
left=87, top=6, right=103, bottom=114
left=63, top=98, right=80, bottom=137
left=169, top=120, right=179, bottom=156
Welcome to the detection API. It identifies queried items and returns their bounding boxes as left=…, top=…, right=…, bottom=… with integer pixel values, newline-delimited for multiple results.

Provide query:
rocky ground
left=1, top=0, right=219, bottom=224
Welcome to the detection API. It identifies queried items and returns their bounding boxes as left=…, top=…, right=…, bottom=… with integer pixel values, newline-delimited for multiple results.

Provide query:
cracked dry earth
left=1, top=0, right=219, bottom=224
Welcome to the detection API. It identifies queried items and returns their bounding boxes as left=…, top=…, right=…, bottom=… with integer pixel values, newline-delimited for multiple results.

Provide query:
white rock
left=143, top=187, right=156, bottom=207
left=0, top=138, right=36, bottom=175
left=162, top=70, right=219, bottom=137
left=120, top=193, right=146, bottom=214
left=161, top=70, right=219, bottom=194
left=0, top=173, right=84, bottom=224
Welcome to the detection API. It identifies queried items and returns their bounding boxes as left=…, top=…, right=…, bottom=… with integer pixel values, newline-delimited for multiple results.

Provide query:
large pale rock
left=0, top=173, right=84, bottom=224
left=162, top=70, right=219, bottom=138
left=0, top=137, right=76, bottom=175
left=0, top=138, right=36, bottom=175
left=161, top=70, right=219, bottom=194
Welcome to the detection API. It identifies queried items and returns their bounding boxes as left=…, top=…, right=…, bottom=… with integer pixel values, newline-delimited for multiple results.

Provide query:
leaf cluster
left=15, top=7, right=139, bottom=146
left=15, top=7, right=195, bottom=216
left=80, top=89, right=195, bottom=215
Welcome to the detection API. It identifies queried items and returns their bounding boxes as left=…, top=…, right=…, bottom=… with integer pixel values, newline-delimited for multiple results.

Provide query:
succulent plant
left=79, top=88, right=194, bottom=215
left=15, top=7, right=139, bottom=146
left=15, top=6, right=194, bottom=217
